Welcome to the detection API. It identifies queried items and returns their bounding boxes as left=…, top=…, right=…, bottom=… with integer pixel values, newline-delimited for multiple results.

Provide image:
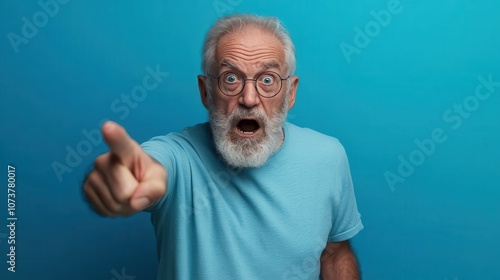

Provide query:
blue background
left=1, top=0, right=499, bottom=279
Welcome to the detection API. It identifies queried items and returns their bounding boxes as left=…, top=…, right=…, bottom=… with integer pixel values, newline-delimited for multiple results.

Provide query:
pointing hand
left=83, top=122, right=166, bottom=216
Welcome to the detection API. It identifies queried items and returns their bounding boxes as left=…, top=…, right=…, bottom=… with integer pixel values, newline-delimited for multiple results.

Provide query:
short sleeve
left=328, top=144, right=363, bottom=242
left=140, top=135, right=180, bottom=213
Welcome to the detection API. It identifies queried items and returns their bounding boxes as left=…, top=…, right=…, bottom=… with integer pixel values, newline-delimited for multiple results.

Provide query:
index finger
left=102, top=121, right=139, bottom=167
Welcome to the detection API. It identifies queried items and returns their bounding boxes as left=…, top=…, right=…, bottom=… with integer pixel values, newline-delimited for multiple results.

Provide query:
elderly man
left=84, top=14, right=363, bottom=280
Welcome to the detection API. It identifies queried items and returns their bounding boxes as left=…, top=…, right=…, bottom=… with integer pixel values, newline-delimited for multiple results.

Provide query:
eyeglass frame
left=206, top=70, right=291, bottom=98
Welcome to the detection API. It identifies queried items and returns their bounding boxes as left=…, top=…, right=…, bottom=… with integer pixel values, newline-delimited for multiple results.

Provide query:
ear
left=286, top=76, right=299, bottom=110
left=198, top=75, right=209, bottom=109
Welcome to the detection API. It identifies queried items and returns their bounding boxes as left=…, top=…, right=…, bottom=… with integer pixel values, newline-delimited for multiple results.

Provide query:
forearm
left=320, top=242, right=360, bottom=280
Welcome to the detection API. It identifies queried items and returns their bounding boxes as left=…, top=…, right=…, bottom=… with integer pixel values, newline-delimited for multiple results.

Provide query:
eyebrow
left=219, top=59, right=282, bottom=73
left=220, top=60, right=237, bottom=69
left=263, top=61, right=281, bottom=69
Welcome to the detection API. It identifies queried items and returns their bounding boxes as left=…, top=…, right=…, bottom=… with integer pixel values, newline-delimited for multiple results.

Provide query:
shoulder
left=142, top=123, right=210, bottom=148
left=285, top=122, right=347, bottom=157
left=140, top=122, right=212, bottom=163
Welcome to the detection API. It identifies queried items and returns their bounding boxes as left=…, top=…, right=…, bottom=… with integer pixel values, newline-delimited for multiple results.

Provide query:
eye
left=224, top=74, right=239, bottom=84
left=261, top=75, right=275, bottom=85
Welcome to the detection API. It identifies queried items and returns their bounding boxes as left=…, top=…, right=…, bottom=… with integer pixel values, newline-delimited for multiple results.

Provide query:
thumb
left=129, top=169, right=167, bottom=211
left=102, top=121, right=140, bottom=167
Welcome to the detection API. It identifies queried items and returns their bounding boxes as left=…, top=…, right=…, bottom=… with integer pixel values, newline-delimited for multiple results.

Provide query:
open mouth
left=236, top=119, right=260, bottom=136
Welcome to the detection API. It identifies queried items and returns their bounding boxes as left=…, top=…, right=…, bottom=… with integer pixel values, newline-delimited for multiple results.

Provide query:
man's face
left=198, top=26, right=298, bottom=168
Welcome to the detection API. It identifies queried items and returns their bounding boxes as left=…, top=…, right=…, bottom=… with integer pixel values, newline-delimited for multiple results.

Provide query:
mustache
left=228, top=106, right=267, bottom=125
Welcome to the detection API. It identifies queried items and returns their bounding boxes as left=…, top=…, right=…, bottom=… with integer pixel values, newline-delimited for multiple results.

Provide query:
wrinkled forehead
left=215, top=26, right=287, bottom=74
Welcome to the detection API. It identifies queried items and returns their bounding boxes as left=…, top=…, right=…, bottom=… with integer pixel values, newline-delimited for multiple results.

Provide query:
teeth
left=239, top=130, right=255, bottom=134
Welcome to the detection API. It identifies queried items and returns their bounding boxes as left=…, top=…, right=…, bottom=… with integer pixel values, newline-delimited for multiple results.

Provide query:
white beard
left=208, top=97, right=288, bottom=168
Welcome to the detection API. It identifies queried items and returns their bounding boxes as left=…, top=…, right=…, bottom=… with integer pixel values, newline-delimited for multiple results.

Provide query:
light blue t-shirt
left=141, top=122, right=363, bottom=280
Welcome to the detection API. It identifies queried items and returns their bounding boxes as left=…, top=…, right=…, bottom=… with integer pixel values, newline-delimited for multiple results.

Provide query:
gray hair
left=201, top=14, right=296, bottom=78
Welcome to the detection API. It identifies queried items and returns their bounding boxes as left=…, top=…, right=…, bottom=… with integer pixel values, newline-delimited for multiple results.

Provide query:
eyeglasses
left=207, top=70, right=290, bottom=98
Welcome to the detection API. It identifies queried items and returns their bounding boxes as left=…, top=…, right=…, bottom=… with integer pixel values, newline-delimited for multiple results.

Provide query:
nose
left=239, top=80, right=261, bottom=108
